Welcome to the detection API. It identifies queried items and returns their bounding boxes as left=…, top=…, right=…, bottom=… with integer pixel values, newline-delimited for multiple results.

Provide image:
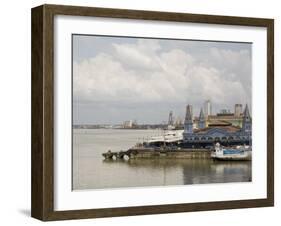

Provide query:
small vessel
left=211, top=143, right=252, bottom=161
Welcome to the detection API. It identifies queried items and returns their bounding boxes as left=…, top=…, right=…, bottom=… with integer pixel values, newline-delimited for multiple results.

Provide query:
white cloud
left=73, top=38, right=251, bottom=123
left=112, top=39, right=161, bottom=71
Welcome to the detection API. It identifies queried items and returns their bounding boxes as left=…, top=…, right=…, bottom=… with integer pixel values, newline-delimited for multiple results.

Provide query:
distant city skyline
left=74, top=100, right=251, bottom=125
left=73, top=35, right=252, bottom=125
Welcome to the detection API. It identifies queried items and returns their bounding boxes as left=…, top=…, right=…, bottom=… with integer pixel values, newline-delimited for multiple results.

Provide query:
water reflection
left=103, top=158, right=252, bottom=186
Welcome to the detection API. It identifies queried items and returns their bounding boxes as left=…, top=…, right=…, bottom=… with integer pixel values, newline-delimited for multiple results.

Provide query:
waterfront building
left=242, top=104, right=251, bottom=133
left=184, top=105, right=193, bottom=134
left=123, top=120, right=133, bottom=128
left=234, top=104, right=243, bottom=117
left=174, top=117, right=183, bottom=129
left=207, top=113, right=243, bottom=128
left=167, top=111, right=174, bottom=126
left=194, top=112, right=243, bottom=128
left=220, top=109, right=231, bottom=114
left=204, top=100, right=212, bottom=117
left=198, top=108, right=206, bottom=129
left=199, top=101, right=242, bottom=127
left=183, top=104, right=252, bottom=148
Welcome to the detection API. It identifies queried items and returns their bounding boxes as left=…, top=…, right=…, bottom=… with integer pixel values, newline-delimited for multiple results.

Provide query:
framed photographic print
left=31, top=4, right=274, bottom=221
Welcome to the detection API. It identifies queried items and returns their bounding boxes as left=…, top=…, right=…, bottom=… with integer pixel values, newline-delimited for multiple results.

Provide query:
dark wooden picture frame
left=31, top=4, right=274, bottom=221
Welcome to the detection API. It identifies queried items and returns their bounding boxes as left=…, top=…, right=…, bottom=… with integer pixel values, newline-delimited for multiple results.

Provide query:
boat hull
left=211, top=145, right=252, bottom=161
left=211, top=151, right=252, bottom=161
left=212, top=154, right=251, bottom=161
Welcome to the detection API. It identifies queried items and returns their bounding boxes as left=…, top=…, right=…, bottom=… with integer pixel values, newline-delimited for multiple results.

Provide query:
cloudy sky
left=73, top=35, right=252, bottom=125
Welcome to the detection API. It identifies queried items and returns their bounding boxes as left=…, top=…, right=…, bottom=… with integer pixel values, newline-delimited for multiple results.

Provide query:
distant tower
left=198, top=108, right=206, bottom=129
left=184, top=105, right=193, bottom=134
left=168, top=111, right=174, bottom=126
left=234, top=104, right=243, bottom=117
left=242, top=104, right=251, bottom=133
left=204, top=100, right=212, bottom=117
left=175, top=117, right=182, bottom=127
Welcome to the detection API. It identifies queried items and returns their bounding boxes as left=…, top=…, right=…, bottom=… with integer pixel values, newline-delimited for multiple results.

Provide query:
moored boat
left=145, top=130, right=183, bottom=147
left=211, top=143, right=252, bottom=161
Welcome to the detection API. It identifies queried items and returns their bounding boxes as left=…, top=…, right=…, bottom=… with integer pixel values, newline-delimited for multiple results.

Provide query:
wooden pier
left=102, top=148, right=212, bottom=160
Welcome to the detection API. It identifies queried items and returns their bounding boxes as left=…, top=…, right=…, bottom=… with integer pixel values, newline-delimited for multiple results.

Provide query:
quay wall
left=129, top=149, right=212, bottom=159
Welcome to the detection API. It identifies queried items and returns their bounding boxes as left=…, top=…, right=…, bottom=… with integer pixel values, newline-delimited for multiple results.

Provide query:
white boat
left=146, top=130, right=184, bottom=145
left=211, top=143, right=252, bottom=161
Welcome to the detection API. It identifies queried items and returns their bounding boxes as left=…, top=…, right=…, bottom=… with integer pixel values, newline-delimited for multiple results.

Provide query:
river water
left=73, top=129, right=252, bottom=190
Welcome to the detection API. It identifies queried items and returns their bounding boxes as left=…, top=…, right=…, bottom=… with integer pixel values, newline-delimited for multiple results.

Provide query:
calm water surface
left=73, top=129, right=252, bottom=190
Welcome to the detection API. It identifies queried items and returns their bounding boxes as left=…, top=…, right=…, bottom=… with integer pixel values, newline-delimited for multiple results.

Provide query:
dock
left=102, top=148, right=212, bottom=160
